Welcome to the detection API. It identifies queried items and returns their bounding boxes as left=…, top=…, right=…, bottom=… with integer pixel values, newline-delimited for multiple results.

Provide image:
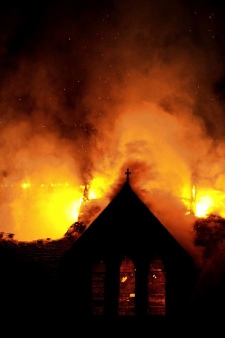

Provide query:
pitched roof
left=61, top=181, right=194, bottom=266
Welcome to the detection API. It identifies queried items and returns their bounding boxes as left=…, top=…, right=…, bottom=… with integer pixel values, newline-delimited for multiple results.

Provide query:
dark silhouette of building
left=59, top=176, right=197, bottom=323
left=0, top=171, right=197, bottom=329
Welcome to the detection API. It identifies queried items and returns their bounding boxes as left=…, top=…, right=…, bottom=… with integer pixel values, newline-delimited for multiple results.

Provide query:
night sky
left=1, top=0, right=225, bottom=251
left=1, top=0, right=225, bottom=144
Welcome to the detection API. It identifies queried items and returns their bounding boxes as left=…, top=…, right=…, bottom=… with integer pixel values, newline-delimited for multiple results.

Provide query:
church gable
left=60, top=176, right=196, bottom=320
left=61, top=180, right=194, bottom=265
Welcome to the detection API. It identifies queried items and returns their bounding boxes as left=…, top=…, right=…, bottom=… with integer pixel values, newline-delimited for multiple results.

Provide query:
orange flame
left=182, top=184, right=225, bottom=218
left=2, top=172, right=225, bottom=241
left=5, top=182, right=85, bottom=241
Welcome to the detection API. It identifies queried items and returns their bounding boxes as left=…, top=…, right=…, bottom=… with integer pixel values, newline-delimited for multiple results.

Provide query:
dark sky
left=1, top=0, right=225, bottom=139
left=1, top=0, right=225, bottom=248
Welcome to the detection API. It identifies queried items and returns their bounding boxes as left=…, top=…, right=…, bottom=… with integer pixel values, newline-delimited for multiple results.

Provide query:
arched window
left=91, top=260, right=105, bottom=316
left=147, top=257, right=166, bottom=316
left=118, top=256, right=136, bottom=316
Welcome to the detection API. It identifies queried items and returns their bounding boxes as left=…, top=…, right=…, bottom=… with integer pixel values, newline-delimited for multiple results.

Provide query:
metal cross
left=125, top=168, right=131, bottom=181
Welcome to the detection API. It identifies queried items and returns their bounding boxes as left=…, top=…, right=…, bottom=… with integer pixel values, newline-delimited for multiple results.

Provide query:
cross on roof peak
left=125, top=168, right=131, bottom=181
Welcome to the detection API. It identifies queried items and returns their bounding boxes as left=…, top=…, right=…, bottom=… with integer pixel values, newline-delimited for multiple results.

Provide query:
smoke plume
left=0, top=0, right=225, bottom=263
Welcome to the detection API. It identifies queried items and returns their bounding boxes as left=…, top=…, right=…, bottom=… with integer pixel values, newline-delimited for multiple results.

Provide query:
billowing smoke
left=0, top=0, right=225, bottom=262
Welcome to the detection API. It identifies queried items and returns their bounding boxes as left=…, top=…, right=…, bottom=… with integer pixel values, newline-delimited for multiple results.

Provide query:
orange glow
left=2, top=106, right=225, bottom=244
left=0, top=175, right=106, bottom=241
left=88, top=177, right=108, bottom=200
left=5, top=182, right=85, bottom=241
left=195, top=189, right=225, bottom=218
left=1, top=0, right=225, bottom=258
left=3, top=171, right=225, bottom=242
left=182, top=184, right=225, bottom=218
left=21, top=182, right=31, bottom=189
left=195, top=195, right=213, bottom=217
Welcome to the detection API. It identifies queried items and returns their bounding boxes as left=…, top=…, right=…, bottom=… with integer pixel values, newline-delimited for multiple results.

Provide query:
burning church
left=59, top=169, right=197, bottom=321
left=0, top=169, right=198, bottom=325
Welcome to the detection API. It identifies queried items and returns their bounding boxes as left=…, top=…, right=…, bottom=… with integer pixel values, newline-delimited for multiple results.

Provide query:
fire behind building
left=0, top=170, right=225, bottom=327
